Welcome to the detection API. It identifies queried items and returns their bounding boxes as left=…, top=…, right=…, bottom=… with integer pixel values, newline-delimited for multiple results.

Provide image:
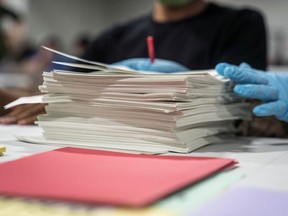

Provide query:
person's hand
left=0, top=104, right=46, bottom=125
left=216, top=63, right=288, bottom=122
left=113, top=58, right=189, bottom=73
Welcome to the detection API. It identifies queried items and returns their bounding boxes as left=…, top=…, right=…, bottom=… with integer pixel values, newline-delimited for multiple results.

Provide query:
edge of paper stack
left=15, top=46, right=250, bottom=154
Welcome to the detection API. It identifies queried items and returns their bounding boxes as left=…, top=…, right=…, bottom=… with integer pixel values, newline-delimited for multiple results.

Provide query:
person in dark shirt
left=0, top=0, right=269, bottom=130
left=83, top=0, right=267, bottom=70
left=73, top=0, right=288, bottom=138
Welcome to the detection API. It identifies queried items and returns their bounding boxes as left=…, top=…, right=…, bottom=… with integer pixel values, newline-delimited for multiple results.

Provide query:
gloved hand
left=112, top=58, right=189, bottom=73
left=215, top=62, right=288, bottom=122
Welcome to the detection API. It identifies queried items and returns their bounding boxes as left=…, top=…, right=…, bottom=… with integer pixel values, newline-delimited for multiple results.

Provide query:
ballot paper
left=10, top=47, right=250, bottom=153
left=4, top=95, right=43, bottom=109
left=0, top=147, right=236, bottom=207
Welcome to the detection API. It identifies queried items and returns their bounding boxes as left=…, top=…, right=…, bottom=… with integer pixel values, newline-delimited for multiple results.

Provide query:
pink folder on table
left=0, top=147, right=236, bottom=207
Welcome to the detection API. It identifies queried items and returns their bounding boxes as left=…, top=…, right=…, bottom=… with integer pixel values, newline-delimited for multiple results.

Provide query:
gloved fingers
left=112, top=58, right=146, bottom=70
left=215, top=63, right=230, bottom=76
left=239, top=62, right=252, bottom=69
left=112, top=58, right=189, bottom=73
left=135, top=59, right=172, bottom=72
left=224, top=66, right=268, bottom=84
left=253, top=100, right=288, bottom=120
left=215, top=62, right=249, bottom=76
left=234, top=84, right=279, bottom=101
left=215, top=63, right=268, bottom=84
left=137, top=60, right=154, bottom=71
left=239, top=62, right=268, bottom=76
left=152, top=60, right=189, bottom=73
left=112, top=58, right=160, bottom=73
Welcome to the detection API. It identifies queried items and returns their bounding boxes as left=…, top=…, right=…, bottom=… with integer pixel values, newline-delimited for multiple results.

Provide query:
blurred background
left=26, top=0, right=288, bottom=67
left=0, top=0, right=288, bottom=89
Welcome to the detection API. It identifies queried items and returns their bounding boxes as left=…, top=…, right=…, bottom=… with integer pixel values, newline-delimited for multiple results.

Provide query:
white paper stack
left=17, top=47, right=249, bottom=154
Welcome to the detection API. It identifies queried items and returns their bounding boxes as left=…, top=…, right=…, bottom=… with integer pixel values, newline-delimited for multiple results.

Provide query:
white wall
left=25, top=0, right=153, bottom=50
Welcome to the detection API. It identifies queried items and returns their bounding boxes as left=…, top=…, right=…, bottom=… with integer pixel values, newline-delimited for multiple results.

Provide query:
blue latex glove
left=215, top=62, right=288, bottom=122
left=112, top=58, right=189, bottom=73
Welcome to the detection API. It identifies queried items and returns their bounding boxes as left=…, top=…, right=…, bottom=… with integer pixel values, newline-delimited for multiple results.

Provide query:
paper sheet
left=4, top=95, right=44, bottom=109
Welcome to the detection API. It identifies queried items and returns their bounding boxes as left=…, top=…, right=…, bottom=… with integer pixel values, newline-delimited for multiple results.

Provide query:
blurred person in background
left=85, top=0, right=285, bottom=137
left=0, top=35, right=65, bottom=124
left=71, top=33, right=91, bottom=57
left=0, top=0, right=274, bottom=138
left=83, top=0, right=267, bottom=70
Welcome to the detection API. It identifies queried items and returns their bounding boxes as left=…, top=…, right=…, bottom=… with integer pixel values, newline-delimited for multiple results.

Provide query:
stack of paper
left=18, top=47, right=249, bottom=153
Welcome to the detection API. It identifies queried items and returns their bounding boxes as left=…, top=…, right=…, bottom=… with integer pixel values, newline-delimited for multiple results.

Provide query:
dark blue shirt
left=83, top=3, right=267, bottom=70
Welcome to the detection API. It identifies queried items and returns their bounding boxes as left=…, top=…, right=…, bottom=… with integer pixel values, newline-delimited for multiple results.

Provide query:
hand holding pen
left=147, top=36, right=155, bottom=63
left=112, top=36, right=189, bottom=72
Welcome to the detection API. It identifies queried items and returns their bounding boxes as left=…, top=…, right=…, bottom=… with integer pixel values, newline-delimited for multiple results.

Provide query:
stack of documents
left=17, top=47, right=249, bottom=153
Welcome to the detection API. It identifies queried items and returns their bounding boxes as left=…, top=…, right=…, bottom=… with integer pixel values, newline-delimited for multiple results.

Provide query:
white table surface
left=1, top=125, right=288, bottom=191
left=1, top=125, right=288, bottom=214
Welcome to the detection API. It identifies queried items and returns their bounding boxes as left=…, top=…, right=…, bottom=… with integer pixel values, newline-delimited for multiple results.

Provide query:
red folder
left=0, top=147, right=236, bottom=207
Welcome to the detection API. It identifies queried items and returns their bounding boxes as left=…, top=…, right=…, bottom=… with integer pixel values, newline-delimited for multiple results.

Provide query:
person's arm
left=216, top=63, right=288, bottom=122
left=0, top=103, right=46, bottom=125
left=112, top=58, right=189, bottom=72
left=0, top=88, right=45, bottom=125
left=0, top=88, right=17, bottom=115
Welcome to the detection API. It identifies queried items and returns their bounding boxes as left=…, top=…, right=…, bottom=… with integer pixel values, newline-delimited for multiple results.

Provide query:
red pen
left=147, top=36, right=155, bottom=63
